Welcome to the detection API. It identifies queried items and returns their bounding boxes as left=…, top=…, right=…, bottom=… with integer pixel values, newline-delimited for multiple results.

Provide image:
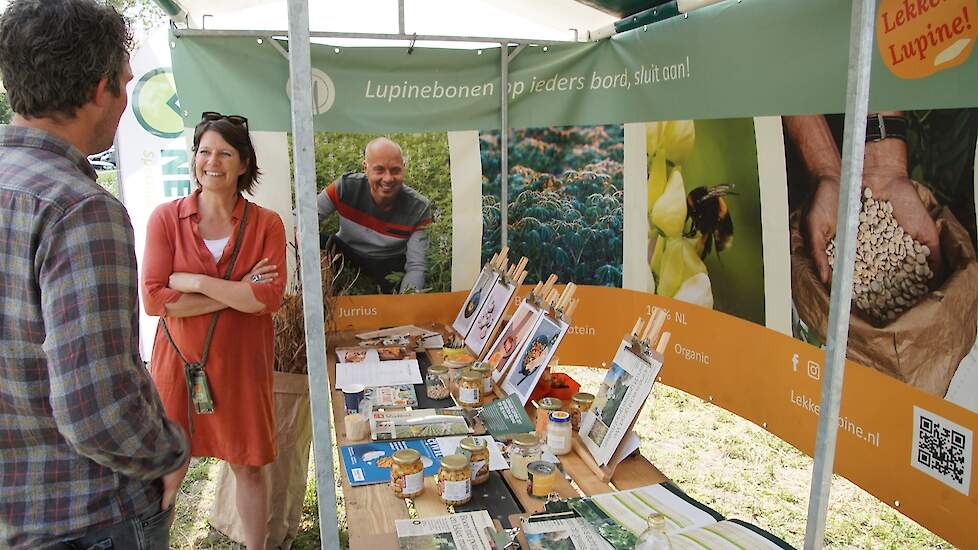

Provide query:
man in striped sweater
left=318, top=137, right=432, bottom=293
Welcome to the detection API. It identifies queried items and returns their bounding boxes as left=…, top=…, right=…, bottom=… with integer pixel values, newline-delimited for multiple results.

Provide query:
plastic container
left=507, top=433, right=542, bottom=481
left=390, top=448, right=424, bottom=498
left=458, top=436, right=490, bottom=485
left=547, top=410, right=573, bottom=455
left=438, top=454, right=472, bottom=505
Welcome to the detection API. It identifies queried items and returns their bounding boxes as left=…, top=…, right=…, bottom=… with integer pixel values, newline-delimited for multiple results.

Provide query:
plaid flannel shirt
left=0, top=126, right=189, bottom=550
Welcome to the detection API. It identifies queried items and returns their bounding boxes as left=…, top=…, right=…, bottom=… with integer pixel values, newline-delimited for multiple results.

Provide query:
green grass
left=559, top=366, right=953, bottom=550
left=95, top=169, right=119, bottom=198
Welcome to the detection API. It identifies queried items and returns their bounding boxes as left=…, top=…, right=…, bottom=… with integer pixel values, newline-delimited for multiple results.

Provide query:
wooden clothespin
left=564, top=298, right=580, bottom=321
left=512, top=257, right=528, bottom=282
left=540, top=274, right=558, bottom=301
left=514, top=270, right=528, bottom=288
left=642, top=309, right=667, bottom=349
left=630, top=318, right=643, bottom=338
left=654, top=331, right=671, bottom=355
left=545, top=289, right=559, bottom=309
left=555, top=284, right=572, bottom=311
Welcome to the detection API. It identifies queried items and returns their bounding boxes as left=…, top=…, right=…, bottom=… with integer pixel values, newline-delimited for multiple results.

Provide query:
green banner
left=171, top=0, right=978, bottom=133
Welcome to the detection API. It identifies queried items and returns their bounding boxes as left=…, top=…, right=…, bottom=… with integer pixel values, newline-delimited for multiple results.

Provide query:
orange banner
left=335, top=286, right=976, bottom=547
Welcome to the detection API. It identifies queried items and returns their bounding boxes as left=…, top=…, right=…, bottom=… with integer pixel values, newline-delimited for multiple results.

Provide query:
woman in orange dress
left=141, top=112, right=286, bottom=550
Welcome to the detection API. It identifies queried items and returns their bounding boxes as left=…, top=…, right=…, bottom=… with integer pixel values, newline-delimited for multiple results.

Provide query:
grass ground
left=166, top=366, right=952, bottom=549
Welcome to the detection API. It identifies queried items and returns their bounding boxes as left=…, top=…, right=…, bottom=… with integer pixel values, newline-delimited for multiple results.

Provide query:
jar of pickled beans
left=568, top=392, right=595, bottom=431
left=458, top=369, right=482, bottom=409
left=458, top=436, right=490, bottom=485
left=425, top=365, right=451, bottom=400
left=390, top=448, right=424, bottom=498
left=470, top=361, right=493, bottom=397
left=438, top=454, right=472, bottom=505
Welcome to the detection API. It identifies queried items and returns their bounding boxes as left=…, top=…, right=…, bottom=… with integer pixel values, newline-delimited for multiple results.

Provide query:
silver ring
left=252, top=274, right=261, bottom=282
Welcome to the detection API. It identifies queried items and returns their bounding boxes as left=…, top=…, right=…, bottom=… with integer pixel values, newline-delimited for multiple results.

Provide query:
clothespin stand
left=570, top=308, right=671, bottom=482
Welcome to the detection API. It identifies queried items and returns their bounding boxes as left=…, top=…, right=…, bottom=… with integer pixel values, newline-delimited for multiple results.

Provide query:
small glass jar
left=458, top=369, right=482, bottom=409
left=390, top=448, right=424, bottom=498
left=535, top=397, right=563, bottom=436
left=444, top=362, right=468, bottom=394
left=458, top=436, right=490, bottom=485
left=425, top=365, right=451, bottom=400
left=437, top=454, right=472, bottom=505
left=507, top=433, right=542, bottom=481
left=526, top=460, right=558, bottom=499
left=547, top=410, right=573, bottom=455
left=569, top=392, right=595, bottom=431
left=470, top=361, right=493, bottom=397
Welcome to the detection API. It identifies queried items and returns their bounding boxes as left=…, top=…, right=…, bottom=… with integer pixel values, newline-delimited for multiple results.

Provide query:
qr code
left=911, top=406, right=972, bottom=495
left=352, top=468, right=364, bottom=483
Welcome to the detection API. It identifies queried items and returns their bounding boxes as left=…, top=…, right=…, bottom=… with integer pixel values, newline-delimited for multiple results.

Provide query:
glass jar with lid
left=507, top=433, right=542, bottom=480
left=437, top=454, right=472, bottom=505
left=568, top=392, right=595, bottom=431
left=458, top=436, right=490, bottom=485
left=425, top=365, right=451, bottom=400
left=458, top=369, right=482, bottom=409
left=547, top=410, right=573, bottom=455
left=535, top=397, right=563, bottom=436
left=390, top=448, right=424, bottom=498
left=470, top=361, right=493, bottom=397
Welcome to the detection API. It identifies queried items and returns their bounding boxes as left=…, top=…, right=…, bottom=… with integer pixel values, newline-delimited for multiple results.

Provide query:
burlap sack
left=790, top=183, right=978, bottom=397
left=209, top=371, right=313, bottom=550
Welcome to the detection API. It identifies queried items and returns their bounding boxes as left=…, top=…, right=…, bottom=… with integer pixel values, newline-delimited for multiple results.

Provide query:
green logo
left=132, top=67, right=183, bottom=139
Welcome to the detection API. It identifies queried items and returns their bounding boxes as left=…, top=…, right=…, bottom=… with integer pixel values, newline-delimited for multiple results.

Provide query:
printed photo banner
left=171, top=0, right=978, bottom=134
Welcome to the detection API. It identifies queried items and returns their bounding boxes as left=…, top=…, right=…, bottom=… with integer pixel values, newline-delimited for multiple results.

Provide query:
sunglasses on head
left=200, top=111, right=248, bottom=129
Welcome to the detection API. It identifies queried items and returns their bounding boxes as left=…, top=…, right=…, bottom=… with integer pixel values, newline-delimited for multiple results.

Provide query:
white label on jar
left=548, top=433, right=567, bottom=452
left=470, top=460, right=487, bottom=480
left=402, top=471, right=423, bottom=495
left=510, top=455, right=530, bottom=480
left=482, top=378, right=492, bottom=394
left=460, top=386, right=480, bottom=404
left=442, top=478, right=471, bottom=501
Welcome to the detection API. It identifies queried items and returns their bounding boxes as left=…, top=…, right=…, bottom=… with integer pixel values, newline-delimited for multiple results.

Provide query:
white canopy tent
left=149, top=1, right=879, bottom=548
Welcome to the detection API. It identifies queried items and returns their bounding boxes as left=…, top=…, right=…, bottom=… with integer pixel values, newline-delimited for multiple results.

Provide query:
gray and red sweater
left=317, top=172, right=432, bottom=291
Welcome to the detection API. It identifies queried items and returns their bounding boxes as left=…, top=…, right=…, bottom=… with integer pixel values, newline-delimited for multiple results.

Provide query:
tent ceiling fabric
left=573, top=0, right=657, bottom=17
left=161, top=0, right=616, bottom=40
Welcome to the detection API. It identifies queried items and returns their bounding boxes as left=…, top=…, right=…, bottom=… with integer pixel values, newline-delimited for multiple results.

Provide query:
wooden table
left=328, top=327, right=669, bottom=549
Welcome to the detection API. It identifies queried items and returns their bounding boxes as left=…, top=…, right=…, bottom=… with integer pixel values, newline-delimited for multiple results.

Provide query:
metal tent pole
left=803, top=0, right=877, bottom=548
left=285, top=0, right=341, bottom=548
left=172, top=28, right=569, bottom=46
left=500, top=43, right=509, bottom=249
left=498, top=43, right=527, bottom=251
left=397, top=0, right=405, bottom=35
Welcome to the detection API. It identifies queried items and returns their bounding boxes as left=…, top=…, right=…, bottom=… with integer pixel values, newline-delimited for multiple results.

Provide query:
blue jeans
left=44, top=503, right=171, bottom=550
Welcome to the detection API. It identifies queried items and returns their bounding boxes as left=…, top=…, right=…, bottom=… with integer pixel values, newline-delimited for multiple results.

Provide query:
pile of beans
left=825, top=188, right=933, bottom=322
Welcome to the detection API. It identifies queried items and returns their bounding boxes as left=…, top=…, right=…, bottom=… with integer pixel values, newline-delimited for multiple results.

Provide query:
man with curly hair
left=0, top=1, right=189, bottom=549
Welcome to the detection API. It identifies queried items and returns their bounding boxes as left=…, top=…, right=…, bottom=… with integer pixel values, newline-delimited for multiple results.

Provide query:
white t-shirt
left=203, top=237, right=229, bottom=263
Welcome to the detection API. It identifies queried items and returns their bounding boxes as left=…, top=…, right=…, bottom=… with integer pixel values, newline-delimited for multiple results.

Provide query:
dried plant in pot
left=210, top=247, right=344, bottom=549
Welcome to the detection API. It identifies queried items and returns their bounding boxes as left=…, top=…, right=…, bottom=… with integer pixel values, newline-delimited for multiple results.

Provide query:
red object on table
left=528, top=372, right=580, bottom=403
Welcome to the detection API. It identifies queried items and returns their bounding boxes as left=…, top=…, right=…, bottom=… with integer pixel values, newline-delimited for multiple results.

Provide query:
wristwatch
left=866, top=114, right=907, bottom=142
